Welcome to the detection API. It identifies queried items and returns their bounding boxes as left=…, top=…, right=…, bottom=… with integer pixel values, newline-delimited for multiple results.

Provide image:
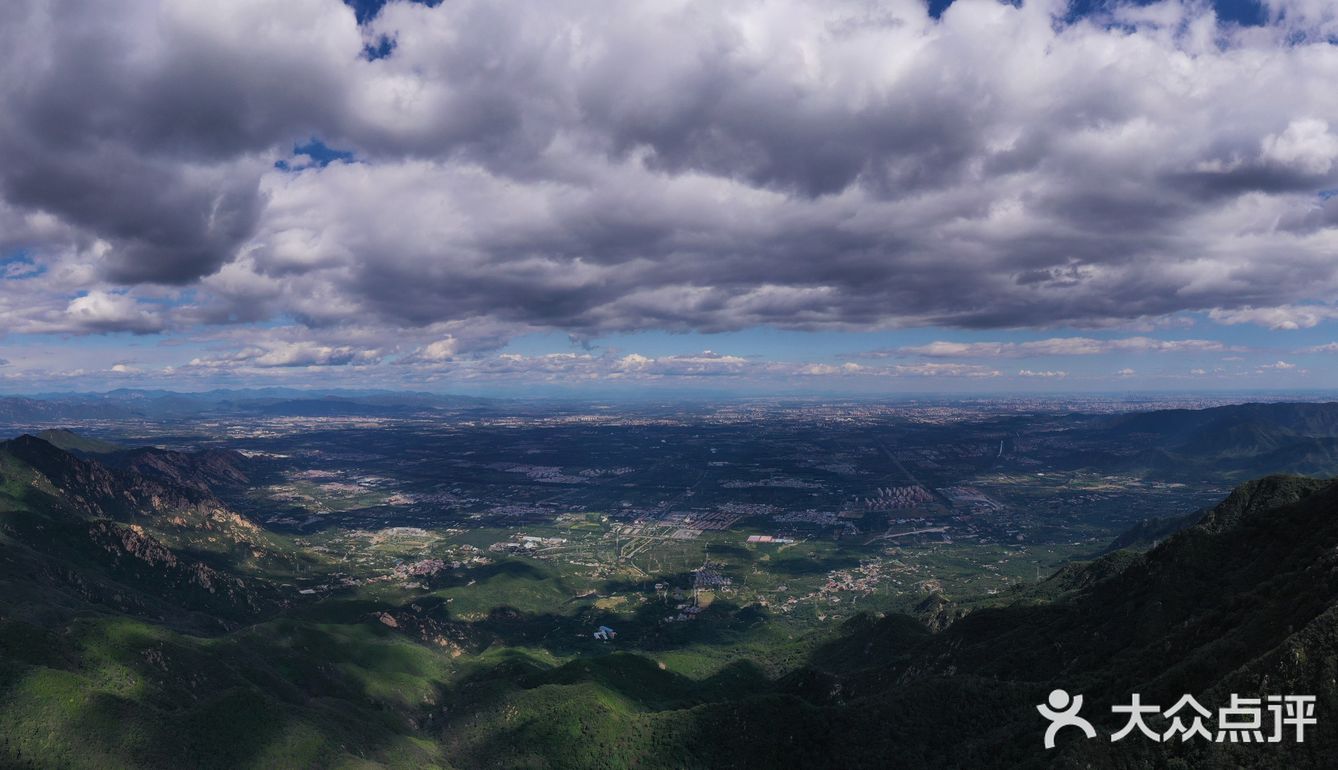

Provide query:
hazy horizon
left=6, top=384, right=1338, bottom=405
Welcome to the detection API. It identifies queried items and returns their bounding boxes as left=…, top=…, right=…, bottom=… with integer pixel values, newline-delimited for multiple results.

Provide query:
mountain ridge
left=5, top=432, right=1338, bottom=767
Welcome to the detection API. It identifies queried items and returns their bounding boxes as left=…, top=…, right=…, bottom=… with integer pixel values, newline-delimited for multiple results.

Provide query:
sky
left=2, top=0, right=1338, bottom=395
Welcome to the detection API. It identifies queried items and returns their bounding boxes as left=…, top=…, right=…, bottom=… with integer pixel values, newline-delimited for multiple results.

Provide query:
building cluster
left=658, top=510, right=742, bottom=531
left=818, top=561, right=887, bottom=598
left=774, top=509, right=840, bottom=525
left=722, top=477, right=823, bottom=489
left=861, top=484, right=934, bottom=510
left=484, top=462, right=590, bottom=484
left=392, top=558, right=447, bottom=578
left=939, top=486, right=1004, bottom=512
left=489, top=534, right=568, bottom=554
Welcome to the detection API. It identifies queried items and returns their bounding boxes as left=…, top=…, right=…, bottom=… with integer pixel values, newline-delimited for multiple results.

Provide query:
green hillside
left=1099, top=402, right=1338, bottom=480
left=4, top=435, right=1338, bottom=767
left=34, top=428, right=125, bottom=455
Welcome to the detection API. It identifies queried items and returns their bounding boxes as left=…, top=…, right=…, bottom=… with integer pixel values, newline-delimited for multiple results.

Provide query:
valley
left=3, top=394, right=1338, bottom=768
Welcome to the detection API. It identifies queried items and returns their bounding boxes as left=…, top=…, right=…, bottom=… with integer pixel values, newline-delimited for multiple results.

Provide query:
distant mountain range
left=1052, top=401, right=1338, bottom=480
left=0, top=388, right=497, bottom=422
left=1105, top=401, right=1338, bottom=440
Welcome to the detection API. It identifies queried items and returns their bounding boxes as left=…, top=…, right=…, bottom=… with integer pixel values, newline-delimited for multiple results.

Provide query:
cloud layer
left=1, top=0, right=1337, bottom=374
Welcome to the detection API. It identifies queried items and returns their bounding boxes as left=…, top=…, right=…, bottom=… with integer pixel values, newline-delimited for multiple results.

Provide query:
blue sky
left=9, top=315, right=1336, bottom=394
left=1, top=0, right=1337, bottom=395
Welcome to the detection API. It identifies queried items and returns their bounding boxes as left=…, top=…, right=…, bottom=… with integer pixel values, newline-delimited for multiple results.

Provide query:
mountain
left=0, top=396, right=140, bottom=422
left=1091, top=472, right=1310, bottom=553
left=0, top=389, right=499, bottom=424
left=6, top=432, right=1338, bottom=767
left=0, top=435, right=286, bottom=623
left=0, top=436, right=452, bottom=769
left=34, top=428, right=125, bottom=454
left=100, top=445, right=253, bottom=494
left=1105, top=401, right=1338, bottom=440
left=1086, top=401, right=1338, bottom=479
left=1101, top=510, right=1201, bottom=553
left=428, top=475, right=1338, bottom=768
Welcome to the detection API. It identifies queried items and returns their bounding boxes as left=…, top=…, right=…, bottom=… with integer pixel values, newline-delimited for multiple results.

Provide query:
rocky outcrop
left=111, top=446, right=251, bottom=494
left=91, top=521, right=178, bottom=568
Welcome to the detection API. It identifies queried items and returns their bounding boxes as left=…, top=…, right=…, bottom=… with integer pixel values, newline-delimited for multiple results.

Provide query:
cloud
left=1116, top=368, right=1136, bottom=377
left=798, top=362, right=865, bottom=376
left=1, top=0, right=1338, bottom=358
left=190, top=340, right=381, bottom=369
left=59, top=291, right=166, bottom=334
left=609, top=351, right=751, bottom=377
left=390, top=348, right=1001, bottom=382
left=1208, top=305, right=1338, bottom=330
left=0, top=0, right=358, bottom=285
left=1262, top=0, right=1338, bottom=39
left=1017, top=369, right=1067, bottom=378
left=1260, top=119, right=1338, bottom=176
left=414, top=337, right=459, bottom=362
left=886, top=363, right=1001, bottom=378
left=890, top=336, right=1232, bottom=358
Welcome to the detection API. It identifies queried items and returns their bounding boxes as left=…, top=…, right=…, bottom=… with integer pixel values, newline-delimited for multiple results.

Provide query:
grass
left=0, top=611, right=453, bottom=770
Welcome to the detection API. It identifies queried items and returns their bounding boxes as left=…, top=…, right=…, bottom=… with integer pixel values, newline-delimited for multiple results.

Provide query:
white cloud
left=420, top=337, right=459, bottom=362
left=798, top=362, right=865, bottom=376
left=893, top=336, right=1232, bottom=358
left=190, top=340, right=381, bottom=369
left=887, top=363, right=1001, bottom=378
left=60, top=291, right=165, bottom=334
left=1261, top=119, right=1338, bottom=176
left=380, top=348, right=1005, bottom=383
left=1209, top=305, right=1338, bottom=330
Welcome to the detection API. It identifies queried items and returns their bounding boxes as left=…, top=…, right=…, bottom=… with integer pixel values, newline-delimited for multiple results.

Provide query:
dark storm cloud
left=0, top=145, right=262, bottom=284
left=0, top=0, right=354, bottom=285
left=2, top=0, right=1338, bottom=344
